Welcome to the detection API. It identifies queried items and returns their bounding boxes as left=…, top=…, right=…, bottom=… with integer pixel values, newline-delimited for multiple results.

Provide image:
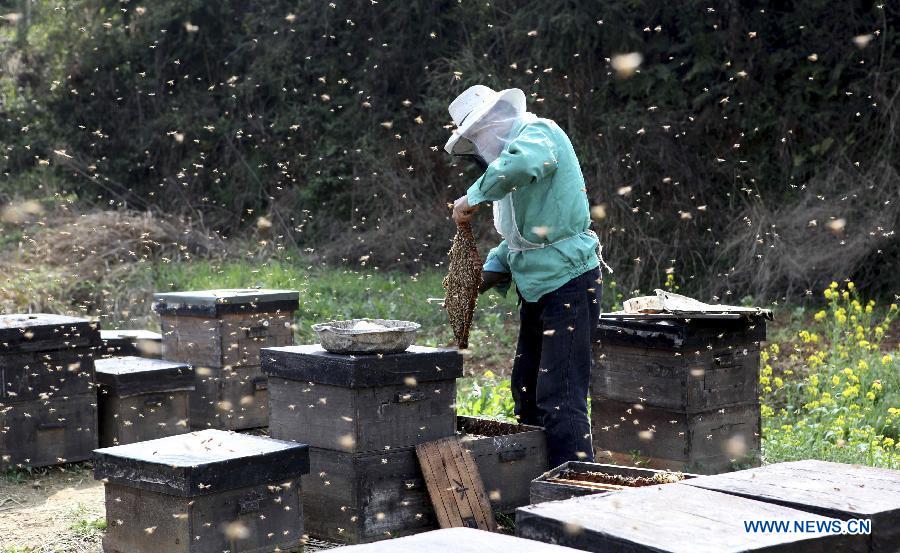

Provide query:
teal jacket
left=466, top=117, right=600, bottom=302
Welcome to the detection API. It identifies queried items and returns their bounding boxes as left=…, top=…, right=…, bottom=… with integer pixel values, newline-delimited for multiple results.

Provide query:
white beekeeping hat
left=444, top=85, right=526, bottom=155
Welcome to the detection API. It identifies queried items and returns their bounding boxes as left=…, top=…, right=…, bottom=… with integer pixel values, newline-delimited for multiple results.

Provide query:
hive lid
left=95, top=356, right=193, bottom=396
left=261, top=344, right=464, bottom=387
left=153, top=288, right=300, bottom=316
left=595, top=315, right=766, bottom=351
left=332, top=527, right=582, bottom=552
left=683, top=459, right=900, bottom=522
left=0, top=314, right=101, bottom=354
left=93, top=429, right=310, bottom=497
left=516, top=484, right=867, bottom=552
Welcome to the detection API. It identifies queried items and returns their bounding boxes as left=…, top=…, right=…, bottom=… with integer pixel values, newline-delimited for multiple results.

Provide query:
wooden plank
left=453, top=438, right=498, bottom=532
left=417, top=440, right=465, bottom=528
left=417, top=437, right=496, bottom=532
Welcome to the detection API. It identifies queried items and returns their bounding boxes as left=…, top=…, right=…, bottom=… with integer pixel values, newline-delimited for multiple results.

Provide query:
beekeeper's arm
left=480, top=241, right=512, bottom=295
left=465, top=124, right=559, bottom=206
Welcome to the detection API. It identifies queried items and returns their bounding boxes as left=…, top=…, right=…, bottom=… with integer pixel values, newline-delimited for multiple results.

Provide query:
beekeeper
left=445, top=85, right=608, bottom=467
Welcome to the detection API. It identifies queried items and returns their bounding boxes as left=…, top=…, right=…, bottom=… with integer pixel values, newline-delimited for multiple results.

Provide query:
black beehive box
left=262, top=344, right=463, bottom=543
left=153, top=289, right=299, bottom=430
left=94, top=429, right=310, bottom=553
left=99, top=329, right=162, bottom=359
left=457, top=416, right=548, bottom=513
left=0, top=314, right=100, bottom=468
left=683, top=460, right=900, bottom=553
left=262, top=345, right=462, bottom=453
left=516, top=483, right=867, bottom=553
left=95, top=356, right=194, bottom=446
left=592, top=314, right=766, bottom=474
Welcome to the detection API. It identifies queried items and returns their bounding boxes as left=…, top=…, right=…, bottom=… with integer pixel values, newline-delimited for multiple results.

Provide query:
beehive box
left=529, top=461, right=696, bottom=504
left=100, top=329, right=162, bottom=358
left=593, top=315, right=766, bottom=413
left=94, top=429, right=309, bottom=553
left=592, top=400, right=760, bottom=474
left=683, top=460, right=900, bottom=552
left=95, top=356, right=194, bottom=446
left=516, top=484, right=868, bottom=553
left=457, top=416, right=548, bottom=513
left=154, top=289, right=298, bottom=430
left=592, top=314, right=765, bottom=474
left=189, top=364, right=270, bottom=430
left=263, top=345, right=463, bottom=453
left=302, top=445, right=434, bottom=543
left=0, top=314, right=100, bottom=468
left=153, top=289, right=298, bottom=369
left=328, top=527, right=583, bottom=552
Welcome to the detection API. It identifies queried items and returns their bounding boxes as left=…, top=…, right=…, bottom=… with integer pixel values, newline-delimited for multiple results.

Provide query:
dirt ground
left=1, top=464, right=104, bottom=553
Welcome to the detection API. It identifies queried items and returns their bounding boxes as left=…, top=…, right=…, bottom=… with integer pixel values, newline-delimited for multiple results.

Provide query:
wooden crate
left=593, top=315, right=766, bottom=413
left=263, top=345, right=463, bottom=453
left=95, top=356, right=194, bottom=446
left=153, top=288, right=298, bottom=369
left=189, top=364, right=269, bottom=430
left=302, top=445, right=435, bottom=544
left=529, top=461, right=696, bottom=504
left=0, top=394, right=97, bottom=468
left=94, top=429, right=309, bottom=553
left=457, top=416, right=548, bottom=513
left=591, top=399, right=760, bottom=474
left=326, top=527, right=582, bottom=552
left=683, top=460, right=900, bottom=552
left=515, top=484, right=868, bottom=553
left=100, top=329, right=162, bottom=359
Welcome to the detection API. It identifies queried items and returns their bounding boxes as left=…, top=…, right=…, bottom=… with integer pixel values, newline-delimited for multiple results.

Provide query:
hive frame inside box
left=529, top=461, right=698, bottom=504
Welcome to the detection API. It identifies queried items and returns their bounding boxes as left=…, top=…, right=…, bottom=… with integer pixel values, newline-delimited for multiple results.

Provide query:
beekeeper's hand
left=452, top=194, right=479, bottom=224
left=479, top=271, right=511, bottom=294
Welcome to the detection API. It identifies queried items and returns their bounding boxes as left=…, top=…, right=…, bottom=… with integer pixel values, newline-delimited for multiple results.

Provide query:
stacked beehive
left=152, top=289, right=298, bottom=430
left=0, top=314, right=100, bottom=468
left=262, top=344, right=463, bottom=543
left=591, top=315, right=767, bottom=474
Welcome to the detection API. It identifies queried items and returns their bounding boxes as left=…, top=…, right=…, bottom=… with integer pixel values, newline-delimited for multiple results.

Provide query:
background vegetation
left=1, top=0, right=896, bottom=301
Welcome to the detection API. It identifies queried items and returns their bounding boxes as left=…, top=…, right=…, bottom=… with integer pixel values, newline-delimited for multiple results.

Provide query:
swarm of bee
left=441, top=222, right=482, bottom=349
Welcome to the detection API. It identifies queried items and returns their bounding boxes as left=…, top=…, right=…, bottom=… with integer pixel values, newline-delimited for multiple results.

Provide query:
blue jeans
left=512, top=267, right=600, bottom=468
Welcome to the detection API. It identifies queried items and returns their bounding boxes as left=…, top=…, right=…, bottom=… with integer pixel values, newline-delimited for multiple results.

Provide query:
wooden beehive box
left=303, top=445, right=435, bottom=543
left=529, top=461, right=696, bottom=504
left=592, top=400, right=761, bottom=474
left=100, top=329, right=162, bottom=358
left=331, top=527, right=583, bottom=552
left=683, top=460, right=900, bottom=552
left=593, top=315, right=766, bottom=413
left=94, top=429, right=310, bottom=553
left=0, top=314, right=100, bottom=468
left=515, top=483, right=868, bottom=553
left=153, top=289, right=298, bottom=369
left=457, top=416, right=548, bottom=513
left=95, top=356, right=194, bottom=446
left=592, top=314, right=765, bottom=474
left=262, top=345, right=463, bottom=453
left=154, top=288, right=298, bottom=430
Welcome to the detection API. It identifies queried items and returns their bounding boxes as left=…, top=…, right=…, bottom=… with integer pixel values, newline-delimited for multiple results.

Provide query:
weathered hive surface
left=442, top=223, right=482, bottom=349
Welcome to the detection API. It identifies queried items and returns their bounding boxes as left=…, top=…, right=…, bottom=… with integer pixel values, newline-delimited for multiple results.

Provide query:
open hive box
left=530, top=461, right=696, bottom=504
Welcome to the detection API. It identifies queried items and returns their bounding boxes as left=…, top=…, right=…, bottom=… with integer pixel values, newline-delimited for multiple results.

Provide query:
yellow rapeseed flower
left=814, top=310, right=827, bottom=321
left=883, top=354, right=893, bottom=365
left=857, top=360, right=868, bottom=371
left=829, top=281, right=839, bottom=290
left=847, top=281, right=855, bottom=290
left=831, top=375, right=841, bottom=386
left=842, top=291, right=850, bottom=300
